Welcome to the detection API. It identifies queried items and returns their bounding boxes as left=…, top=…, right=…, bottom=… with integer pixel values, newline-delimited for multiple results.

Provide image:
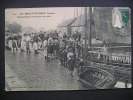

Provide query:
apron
left=8, top=40, right=12, bottom=49
left=33, top=42, right=38, bottom=50
left=43, top=40, right=48, bottom=56
left=21, top=37, right=26, bottom=51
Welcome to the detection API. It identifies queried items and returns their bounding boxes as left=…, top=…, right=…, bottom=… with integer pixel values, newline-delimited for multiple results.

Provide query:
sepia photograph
left=5, top=7, right=131, bottom=91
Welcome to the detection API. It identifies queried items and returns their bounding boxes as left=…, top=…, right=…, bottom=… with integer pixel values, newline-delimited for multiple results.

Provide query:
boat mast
left=84, top=7, right=92, bottom=48
left=84, top=7, right=88, bottom=48
left=89, top=7, right=92, bottom=47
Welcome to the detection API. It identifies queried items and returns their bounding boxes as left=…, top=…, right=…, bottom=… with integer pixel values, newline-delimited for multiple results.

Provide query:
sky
left=5, top=7, right=84, bottom=31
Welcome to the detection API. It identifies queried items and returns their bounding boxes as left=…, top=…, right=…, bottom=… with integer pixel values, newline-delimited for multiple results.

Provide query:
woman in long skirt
left=12, top=39, right=18, bottom=51
left=33, top=41, right=39, bottom=54
left=43, top=39, right=48, bottom=59
left=26, top=41, right=31, bottom=53
left=21, top=35, right=26, bottom=52
left=26, top=35, right=32, bottom=53
left=38, top=40, right=42, bottom=50
left=8, top=38, right=13, bottom=50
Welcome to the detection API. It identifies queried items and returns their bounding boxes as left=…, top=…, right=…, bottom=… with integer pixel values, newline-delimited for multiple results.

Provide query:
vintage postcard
left=5, top=7, right=131, bottom=91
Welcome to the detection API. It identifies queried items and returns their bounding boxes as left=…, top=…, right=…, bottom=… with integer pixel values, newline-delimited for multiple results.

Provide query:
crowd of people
left=5, top=30, right=85, bottom=76
left=5, top=30, right=131, bottom=77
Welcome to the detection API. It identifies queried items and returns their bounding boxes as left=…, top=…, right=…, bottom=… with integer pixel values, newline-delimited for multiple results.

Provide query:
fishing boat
left=77, top=7, right=131, bottom=89
left=79, top=66, right=117, bottom=89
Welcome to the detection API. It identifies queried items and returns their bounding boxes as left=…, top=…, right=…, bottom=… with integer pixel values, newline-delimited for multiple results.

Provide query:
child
left=79, top=58, right=85, bottom=73
left=67, top=50, right=75, bottom=76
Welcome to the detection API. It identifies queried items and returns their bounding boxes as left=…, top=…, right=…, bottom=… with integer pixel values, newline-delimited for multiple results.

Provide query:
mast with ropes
left=84, top=7, right=88, bottom=48
left=84, top=7, right=92, bottom=48
left=89, top=7, right=92, bottom=47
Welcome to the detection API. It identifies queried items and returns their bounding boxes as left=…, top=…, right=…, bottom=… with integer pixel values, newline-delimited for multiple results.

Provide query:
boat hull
left=79, top=66, right=117, bottom=89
